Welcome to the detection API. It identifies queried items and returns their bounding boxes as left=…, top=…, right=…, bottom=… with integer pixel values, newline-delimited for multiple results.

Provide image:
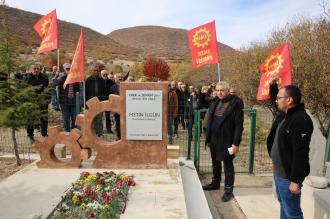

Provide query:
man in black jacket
left=25, top=64, right=49, bottom=143
left=267, top=79, right=313, bottom=219
left=203, top=81, right=244, bottom=202
left=85, top=64, right=107, bottom=137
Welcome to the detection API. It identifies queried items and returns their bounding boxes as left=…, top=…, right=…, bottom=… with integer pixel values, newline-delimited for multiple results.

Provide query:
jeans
left=60, top=103, right=77, bottom=132
left=51, top=88, right=59, bottom=109
left=274, top=174, right=303, bottom=219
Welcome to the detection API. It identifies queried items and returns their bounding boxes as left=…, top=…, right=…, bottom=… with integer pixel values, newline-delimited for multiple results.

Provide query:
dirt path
left=0, top=157, right=34, bottom=182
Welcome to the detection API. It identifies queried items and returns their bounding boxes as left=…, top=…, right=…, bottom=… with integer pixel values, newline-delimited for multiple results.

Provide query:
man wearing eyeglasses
left=203, top=81, right=244, bottom=202
left=267, top=78, right=313, bottom=219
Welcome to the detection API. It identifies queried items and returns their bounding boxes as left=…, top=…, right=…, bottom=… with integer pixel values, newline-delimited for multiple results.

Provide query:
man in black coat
left=85, top=64, right=108, bottom=136
left=25, top=64, right=49, bottom=143
left=203, top=81, right=244, bottom=202
left=267, top=79, right=313, bottom=219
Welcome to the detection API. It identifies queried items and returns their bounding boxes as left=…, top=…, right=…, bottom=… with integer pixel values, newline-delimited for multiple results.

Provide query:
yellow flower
left=100, top=205, right=109, bottom=211
left=85, top=175, right=97, bottom=184
left=120, top=175, right=128, bottom=182
left=80, top=203, right=86, bottom=209
left=72, top=195, right=78, bottom=202
left=96, top=184, right=103, bottom=191
left=75, top=179, right=84, bottom=186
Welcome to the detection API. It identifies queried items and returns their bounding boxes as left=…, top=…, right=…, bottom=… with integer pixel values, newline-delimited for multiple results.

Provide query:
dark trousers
left=105, top=111, right=112, bottom=131
left=60, top=103, right=76, bottom=132
left=210, top=144, right=235, bottom=194
left=114, top=113, right=120, bottom=139
left=27, top=118, right=48, bottom=137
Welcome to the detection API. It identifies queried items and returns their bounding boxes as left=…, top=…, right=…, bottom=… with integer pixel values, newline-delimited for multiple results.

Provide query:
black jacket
left=205, top=95, right=244, bottom=158
left=85, top=75, right=107, bottom=101
left=267, top=84, right=313, bottom=183
left=25, top=73, right=50, bottom=108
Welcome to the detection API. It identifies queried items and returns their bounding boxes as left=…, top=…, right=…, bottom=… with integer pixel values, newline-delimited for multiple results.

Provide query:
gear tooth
left=109, top=95, right=121, bottom=113
left=75, top=114, right=85, bottom=127
left=34, top=139, right=43, bottom=151
left=69, top=128, right=82, bottom=140
left=86, top=97, right=100, bottom=108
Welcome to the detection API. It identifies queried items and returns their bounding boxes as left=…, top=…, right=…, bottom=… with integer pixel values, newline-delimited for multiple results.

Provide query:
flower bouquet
left=50, top=171, right=136, bottom=219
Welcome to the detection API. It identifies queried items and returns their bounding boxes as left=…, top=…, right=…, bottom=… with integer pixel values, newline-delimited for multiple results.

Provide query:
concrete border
left=179, top=158, right=214, bottom=219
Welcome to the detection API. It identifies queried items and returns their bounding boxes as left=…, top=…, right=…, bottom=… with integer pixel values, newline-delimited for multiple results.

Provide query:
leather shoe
left=222, top=192, right=233, bottom=202
left=202, top=183, right=220, bottom=191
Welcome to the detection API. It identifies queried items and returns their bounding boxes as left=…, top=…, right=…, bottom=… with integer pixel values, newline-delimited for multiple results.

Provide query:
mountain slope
left=108, top=25, right=236, bottom=62
left=1, top=6, right=140, bottom=62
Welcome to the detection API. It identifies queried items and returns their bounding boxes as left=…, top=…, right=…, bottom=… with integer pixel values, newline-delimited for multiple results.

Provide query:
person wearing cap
left=24, top=64, right=50, bottom=144
left=85, top=63, right=107, bottom=137
left=52, top=63, right=80, bottom=132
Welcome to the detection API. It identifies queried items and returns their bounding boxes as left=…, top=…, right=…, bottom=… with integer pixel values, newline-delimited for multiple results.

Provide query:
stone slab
left=0, top=160, right=187, bottom=219
left=235, top=181, right=330, bottom=219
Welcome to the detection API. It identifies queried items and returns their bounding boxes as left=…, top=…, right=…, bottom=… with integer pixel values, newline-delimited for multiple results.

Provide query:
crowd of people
left=21, top=63, right=313, bottom=218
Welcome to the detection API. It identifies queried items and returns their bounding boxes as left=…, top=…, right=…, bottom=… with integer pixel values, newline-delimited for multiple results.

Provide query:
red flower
left=96, top=172, right=104, bottom=178
left=129, top=178, right=136, bottom=186
left=87, top=210, right=95, bottom=218
left=80, top=171, right=90, bottom=178
left=112, top=188, right=119, bottom=195
left=96, top=178, right=105, bottom=185
left=116, top=181, right=122, bottom=188
left=89, top=191, right=96, bottom=201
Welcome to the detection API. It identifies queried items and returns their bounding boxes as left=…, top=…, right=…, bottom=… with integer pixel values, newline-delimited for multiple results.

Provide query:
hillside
left=108, top=26, right=236, bottom=62
left=0, top=6, right=140, bottom=63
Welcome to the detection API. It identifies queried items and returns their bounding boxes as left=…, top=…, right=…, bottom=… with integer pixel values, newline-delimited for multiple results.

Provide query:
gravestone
left=36, top=82, right=168, bottom=169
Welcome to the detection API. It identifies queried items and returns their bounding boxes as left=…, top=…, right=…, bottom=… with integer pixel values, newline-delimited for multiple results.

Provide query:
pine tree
left=0, top=1, right=49, bottom=165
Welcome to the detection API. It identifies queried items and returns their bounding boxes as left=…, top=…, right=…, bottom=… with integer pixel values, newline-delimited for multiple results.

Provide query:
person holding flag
left=52, top=63, right=80, bottom=132
left=262, top=44, right=313, bottom=218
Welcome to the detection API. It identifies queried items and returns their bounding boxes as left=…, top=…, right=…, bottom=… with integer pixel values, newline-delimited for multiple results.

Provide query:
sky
left=5, top=0, right=325, bottom=49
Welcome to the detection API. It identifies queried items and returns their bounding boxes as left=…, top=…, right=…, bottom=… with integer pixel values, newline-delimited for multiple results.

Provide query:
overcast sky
left=5, top=0, right=325, bottom=49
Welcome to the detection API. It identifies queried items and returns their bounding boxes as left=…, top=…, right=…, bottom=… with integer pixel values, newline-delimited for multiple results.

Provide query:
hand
left=231, top=144, right=240, bottom=154
left=289, top=182, right=301, bottom=194
left=269, top=76, right=279, bottom=85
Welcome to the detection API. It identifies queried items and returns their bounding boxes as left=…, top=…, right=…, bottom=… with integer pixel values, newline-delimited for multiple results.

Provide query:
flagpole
left=217, top=63, right=221, bottom=82
left=83, top=81, right=86, bottom=111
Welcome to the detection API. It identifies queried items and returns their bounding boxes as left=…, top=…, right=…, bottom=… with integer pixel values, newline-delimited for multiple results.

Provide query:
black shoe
left=222, top=192, right=233, bottom=202
left=202, top=183, right=220, bottom=191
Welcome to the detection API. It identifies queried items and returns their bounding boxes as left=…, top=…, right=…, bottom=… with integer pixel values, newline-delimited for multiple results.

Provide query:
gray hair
left=216, top=81, right=231, bottom=90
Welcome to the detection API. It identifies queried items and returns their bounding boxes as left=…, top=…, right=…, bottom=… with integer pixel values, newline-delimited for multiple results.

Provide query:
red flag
left=257, top=43, right=292, bottom=100
left=33, top=9, right=58, bottom=55
left=64, top=29, right=85, bottom=89
left=188, top=21, right=219, bottom=68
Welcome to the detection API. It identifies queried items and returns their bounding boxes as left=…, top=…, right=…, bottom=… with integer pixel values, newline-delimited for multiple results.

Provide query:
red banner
left=257, top=43, right=292, bottom=100
left=188, top=21, right=219, bottom=68
left=64, top=29, right=85, bottom=89
left=33, top=9, right=58, bottom=55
